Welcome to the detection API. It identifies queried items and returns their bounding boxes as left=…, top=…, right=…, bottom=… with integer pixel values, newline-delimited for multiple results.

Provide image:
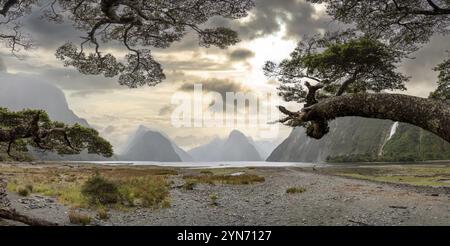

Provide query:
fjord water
left=75, top=161, right=324, bottom=168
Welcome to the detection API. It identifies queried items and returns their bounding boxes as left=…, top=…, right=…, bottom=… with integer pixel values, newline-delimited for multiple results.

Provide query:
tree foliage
left=265, top=33, right=409, bottom=107
left=0, top=107, right=113, bottom=160
left=430, top=56, right=450, bottom=102
left=0, top=0, right=255, bottom=87
left=309, top=0, right=449, bottom=51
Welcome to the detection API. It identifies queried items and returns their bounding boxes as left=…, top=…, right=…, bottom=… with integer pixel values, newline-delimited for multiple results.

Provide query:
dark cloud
left=207, top=0, right=334, bottom=41
left=228, top=48, right=255, bottom=62
left=179, top=78, right=250, bottom=98
left=400, top=35, right=449, bottom=89
left=158, top=105, right=175, bottom=116
left=23, top=9, right=83, bottom=51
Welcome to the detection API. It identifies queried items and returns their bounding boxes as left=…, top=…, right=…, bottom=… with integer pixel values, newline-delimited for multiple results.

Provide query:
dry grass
left=326, top=165, right=450, bottom=187
left=2, top=165, right=175, bottom=209
left=68, top=210, right=92, bottom=226
left=118, top=176, right=171, bottom=208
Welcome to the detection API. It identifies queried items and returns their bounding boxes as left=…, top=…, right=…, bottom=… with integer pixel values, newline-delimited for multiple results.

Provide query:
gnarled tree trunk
left=285, top=93, right=450, bottom=142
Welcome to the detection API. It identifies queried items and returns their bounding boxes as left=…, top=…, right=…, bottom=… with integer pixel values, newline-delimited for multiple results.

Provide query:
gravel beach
left=2, top=164, right=450, bottom=226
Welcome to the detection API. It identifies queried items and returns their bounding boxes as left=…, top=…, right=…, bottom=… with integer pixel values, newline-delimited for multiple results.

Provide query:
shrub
left=25, top=184, right=33, bottom=193
left=210, top=193, right=218, bottom=206
left=68, top=210, right=92, bottom=226
left=286, top=187, right=306, bottom=194
left=183, top=180, right=196, bottom=190
left=119, top=176, right=170, bottom=208
left=81, top=174, right=120, bottom=205
left=16, top=186, right=30, bottom=196
left=97, top=207, right=110, bottom=220
left=200, top=170, right=214, bottom=175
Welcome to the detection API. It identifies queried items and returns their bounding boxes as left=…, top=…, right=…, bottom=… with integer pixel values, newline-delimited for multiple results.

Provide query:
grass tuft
left=286, top=187, right=306, bottom=194
left=68, top=210, right=92, bottom=226
left=97, top=207, right=110, bottom=220
left=16, top=186, right=30, bottom=197
left=210, top=193, right=218, bottom=206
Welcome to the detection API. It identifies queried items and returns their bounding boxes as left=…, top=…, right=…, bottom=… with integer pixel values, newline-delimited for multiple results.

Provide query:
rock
left=0, top=178, right=10, bottom=209
left=230, top=172, right=245, bottom=176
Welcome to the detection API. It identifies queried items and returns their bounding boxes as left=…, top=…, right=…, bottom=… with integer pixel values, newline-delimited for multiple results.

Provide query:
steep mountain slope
left=188, top=130, right=262, bottom=161
left=267, top=117, right=392, bottom=162
left=120, top=126, right=192, bottom=161
left=220, top=130, right=262, bottom=161
left=267, top=116, right=450, bottom=163
left=0, top=73, right=88, bottom=126
left=381, top=123, right=450, bottom=161
left=188, top=138, right=226, bottom=161
left=120, top=130, right=181, bottom=162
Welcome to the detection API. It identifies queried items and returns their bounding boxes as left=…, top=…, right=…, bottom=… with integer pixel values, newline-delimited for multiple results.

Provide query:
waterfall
left=379, top=121, right=399, bottom=156
left=387, top=122, right=399, bottom=141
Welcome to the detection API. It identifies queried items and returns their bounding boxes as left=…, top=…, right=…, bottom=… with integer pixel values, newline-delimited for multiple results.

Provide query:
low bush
left=68, top=210, right=92, bottom=226
left=81, top=174, right=120, bottom=205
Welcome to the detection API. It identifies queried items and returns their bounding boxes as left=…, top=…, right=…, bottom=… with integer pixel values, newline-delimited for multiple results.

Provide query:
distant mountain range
left=267, top=117, right=450, bottom=163
left=10, top=69, right=446, bottom=164
left=188, top=130, right=263, bottom=162
left=0, top=73, right=276, bottom=162
left=120, top=125, right=193, bottom=162
left=121, top=127, right=269, bottom=162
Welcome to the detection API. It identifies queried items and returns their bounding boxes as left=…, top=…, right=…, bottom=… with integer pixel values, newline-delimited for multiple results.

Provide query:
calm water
left=71, top=161, right=326, bottom=168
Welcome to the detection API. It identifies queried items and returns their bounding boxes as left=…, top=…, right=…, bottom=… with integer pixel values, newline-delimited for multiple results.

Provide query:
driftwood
left=0, top=178, right=58, bottom=226
left=0, top=208, right=59, bottom=226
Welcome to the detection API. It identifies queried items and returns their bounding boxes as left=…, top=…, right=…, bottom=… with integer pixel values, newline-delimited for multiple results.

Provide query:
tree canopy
left=310, top=0, right=449, bottom=51
left=0, top=107, right=113, bottom=160
left=264, top=34, right=409, bottom=106
left=0, top=0, right=255, bottom=87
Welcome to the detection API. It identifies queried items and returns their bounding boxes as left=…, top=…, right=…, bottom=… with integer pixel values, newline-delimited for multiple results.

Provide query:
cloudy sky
left=0, top=0, right=448, bottom=152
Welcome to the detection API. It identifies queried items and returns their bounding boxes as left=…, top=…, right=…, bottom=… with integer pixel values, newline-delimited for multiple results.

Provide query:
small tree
left=0, top=107, right=113, bottom=160
left=265, top=34, right=410, bottom=138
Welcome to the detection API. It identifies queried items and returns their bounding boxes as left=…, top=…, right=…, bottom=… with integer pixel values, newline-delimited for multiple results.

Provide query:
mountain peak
left=228, top=129, right=246, bottom=139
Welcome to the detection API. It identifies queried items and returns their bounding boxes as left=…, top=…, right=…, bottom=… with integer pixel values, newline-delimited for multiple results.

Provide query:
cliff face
left=120, top=127, right=183, bottom=162
left=267, top=117, right=450, bottom=163
left=120, top=130, right=181, bottom=162
left=0, top=73, right=88, bottom=126
left=267, top=117, right=392, bottom=162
